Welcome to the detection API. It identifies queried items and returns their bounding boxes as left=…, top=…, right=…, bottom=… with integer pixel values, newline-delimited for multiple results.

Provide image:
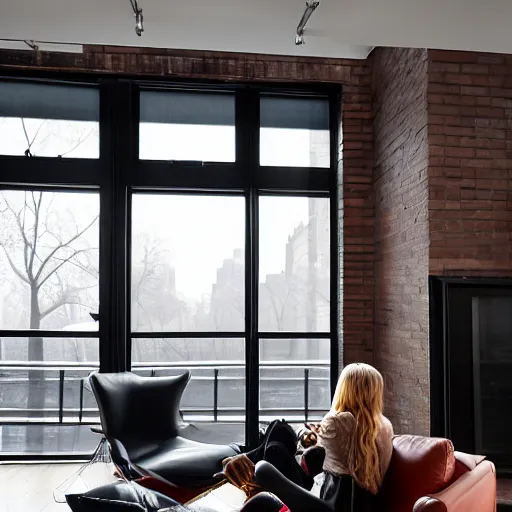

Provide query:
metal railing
left=0, top=360, right=330, bottom=426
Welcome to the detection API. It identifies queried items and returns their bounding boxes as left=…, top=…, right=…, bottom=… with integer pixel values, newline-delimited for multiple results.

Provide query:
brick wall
left=428, top=50, right=512, bottom=276
left=372, top=48, right=430, bottom=435
left=0, top=45, right=374, bottom=369
left=341, top=72, right=375, bottom=367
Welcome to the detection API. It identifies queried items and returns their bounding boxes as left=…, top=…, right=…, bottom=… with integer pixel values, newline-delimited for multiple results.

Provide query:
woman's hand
left=299, top=429, right=318, bottom=448
left=305, top=422, right=320, bottom=434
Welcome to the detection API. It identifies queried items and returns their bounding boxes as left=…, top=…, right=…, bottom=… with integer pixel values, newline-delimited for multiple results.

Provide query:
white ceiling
left=2, top=0, right=512, bottom=59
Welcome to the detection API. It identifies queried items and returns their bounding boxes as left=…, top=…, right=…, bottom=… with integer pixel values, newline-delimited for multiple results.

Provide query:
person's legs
left=302, top=446, right=326, bottom=478
left=246, top=420, right=298, bottom=464
left=264, top=441, right=313, bottom=490
left=255, top=461, right=332, bottom=512
left=241, top=492, right=285, bottom=512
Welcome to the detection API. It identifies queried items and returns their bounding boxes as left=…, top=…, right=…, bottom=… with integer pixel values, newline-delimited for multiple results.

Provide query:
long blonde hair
left=331, top=363, right=384, bottom=494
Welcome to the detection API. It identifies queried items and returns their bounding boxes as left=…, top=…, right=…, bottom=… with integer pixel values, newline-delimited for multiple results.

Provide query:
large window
left=0, top=78, right=338, bottom=458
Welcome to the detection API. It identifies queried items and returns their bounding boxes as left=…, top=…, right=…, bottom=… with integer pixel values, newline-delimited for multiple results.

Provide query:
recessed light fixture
left=129, top=0, right=144, bottom=36
left=295, top=0, right=320, bottom=45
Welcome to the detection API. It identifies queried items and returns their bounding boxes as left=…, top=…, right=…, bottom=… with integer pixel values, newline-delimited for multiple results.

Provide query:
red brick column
left=372, top=48, right=430, bottom=435
left=341, top=77, right=375, bottom=367
left=428, top=50, right=512, bottom=276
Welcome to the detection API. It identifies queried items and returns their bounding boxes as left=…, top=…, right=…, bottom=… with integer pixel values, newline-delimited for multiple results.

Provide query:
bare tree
left=0, top=191, right=98, bottom=444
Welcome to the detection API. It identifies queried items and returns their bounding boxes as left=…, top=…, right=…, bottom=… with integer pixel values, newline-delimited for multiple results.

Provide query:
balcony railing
left=0, top=360, right=330, bottom=426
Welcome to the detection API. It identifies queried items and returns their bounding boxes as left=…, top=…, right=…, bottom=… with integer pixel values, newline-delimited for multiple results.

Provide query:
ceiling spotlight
left=130, top=0, right=144, bottom=36
left=295, top=0, right=319, bottom=45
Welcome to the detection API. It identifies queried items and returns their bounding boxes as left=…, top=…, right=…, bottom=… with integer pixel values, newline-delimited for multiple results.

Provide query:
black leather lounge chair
left=89, top=371, right=240, bottom=489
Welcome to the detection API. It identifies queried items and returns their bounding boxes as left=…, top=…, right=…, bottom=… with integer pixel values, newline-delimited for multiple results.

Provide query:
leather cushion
left=90, top=372, right=190, bottom=446
left=136, top=477, right=207, bottom=504
left=133, top=436, right=239, bottom=487
left=379, top=435, right=455, bottom=512
left=66, top=496, right=146, bottom=512
left=450, top=452, right=487, bottom=483
left=66, top=481, right=178, bottom=512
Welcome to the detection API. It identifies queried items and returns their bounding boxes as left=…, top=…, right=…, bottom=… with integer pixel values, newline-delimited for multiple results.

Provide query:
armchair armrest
left=413, top=460, right=496, bottom=512
left=254, top=461, right=332, bottom=512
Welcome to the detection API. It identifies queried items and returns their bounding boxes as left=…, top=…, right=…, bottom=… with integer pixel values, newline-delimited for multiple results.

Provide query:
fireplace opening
left=430, top=277, right=512, bottom=475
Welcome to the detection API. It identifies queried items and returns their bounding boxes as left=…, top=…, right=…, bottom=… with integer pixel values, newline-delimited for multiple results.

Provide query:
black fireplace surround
left=430, top=277, right=512, bottom=475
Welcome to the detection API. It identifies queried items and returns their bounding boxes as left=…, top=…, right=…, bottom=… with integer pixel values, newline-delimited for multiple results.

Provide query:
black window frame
left=0, top=71, right=341, bottom=459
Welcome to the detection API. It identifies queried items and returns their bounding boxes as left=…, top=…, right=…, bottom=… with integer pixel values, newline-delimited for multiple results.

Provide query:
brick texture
left=0, top=45, right=366, bottom=84
left=0, top=45, right=374, bottom=369
left=341, top=81, right=375, bottom=367
left=372, top=48, right=430, bottom=435
left=427, top=50, right=512, bottom=276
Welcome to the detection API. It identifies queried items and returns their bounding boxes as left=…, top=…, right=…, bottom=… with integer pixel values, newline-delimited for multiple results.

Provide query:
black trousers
left=245, top=420, right=313, bottom=490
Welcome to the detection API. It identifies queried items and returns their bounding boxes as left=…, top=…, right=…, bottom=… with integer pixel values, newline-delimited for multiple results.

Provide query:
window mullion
left=99, top=80, right=135, bottom=373
left=236, top=88, right=261, bottom=449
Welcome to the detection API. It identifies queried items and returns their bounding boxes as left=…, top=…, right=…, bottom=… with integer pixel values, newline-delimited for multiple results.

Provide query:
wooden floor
left=0, top=463, right=116, bottom=512
left=0, top=463, right=511, bottom=512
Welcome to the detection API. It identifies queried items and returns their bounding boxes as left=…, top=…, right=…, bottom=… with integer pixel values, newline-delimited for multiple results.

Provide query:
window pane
left=0, top=191, right=100, bottom=330
left=131, top=194, right=245, bottom=332
left=0, top=342, right=99, bottom=455
left=0, top=82, right=99, bottom=158
left=259, top=338, right=330, bottom=423
left=132, top=337, right=245, bottom=445
left=0, top=337, right=99, bottom=363
left=260, top=96, right=330, bottom=168
left=259, top=197, right=330, bottom=332
left=0, top=425, right=99, bottom=455
left=140, top=91, right=235, bottom=162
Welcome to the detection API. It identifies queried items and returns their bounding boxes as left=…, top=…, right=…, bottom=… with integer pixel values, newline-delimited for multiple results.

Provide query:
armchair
left=250, top=435, right=496, bottom=512
left=89, top=371, right=240, bottom=489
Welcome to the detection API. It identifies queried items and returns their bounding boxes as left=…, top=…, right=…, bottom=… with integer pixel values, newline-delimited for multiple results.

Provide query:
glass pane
left=131, top=194, right=245, bottom=332
left=140, top=90, right=235, bottom=162
left=0, top=353, right=99, bottom=455
left=0, top=425, right=99, bottom=455
left=0, top=81, right=99, bottom=158
left=0, top=191, right=100, bottom=330
left=260, top=96, right=330, bottom=168
left=259, top=338, right=330, bottom=424
left=132, top=337, right=245, bottom=445
left=472, top=297, right=512, bottom=459
left=0, top=337, right=99, bottom=363
left=259, top=197, right=330, bottom=332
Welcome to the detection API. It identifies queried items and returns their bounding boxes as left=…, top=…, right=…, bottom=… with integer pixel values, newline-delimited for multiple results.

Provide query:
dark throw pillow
left=66, top=481, right=178, bottom=512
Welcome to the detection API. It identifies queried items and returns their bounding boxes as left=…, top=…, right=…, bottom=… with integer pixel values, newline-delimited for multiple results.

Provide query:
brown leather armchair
left=380, top=435, right=496, bottom=512
left=250, top=435, right=496, bottom=512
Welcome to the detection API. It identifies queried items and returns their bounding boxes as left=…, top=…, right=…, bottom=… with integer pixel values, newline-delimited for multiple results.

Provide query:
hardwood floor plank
left=0, top=463, right=106, bottom=512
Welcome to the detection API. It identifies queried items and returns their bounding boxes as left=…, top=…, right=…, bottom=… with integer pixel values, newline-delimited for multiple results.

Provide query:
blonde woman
left=229, top=363, right=394, bottom=512
left=308, top=362, right=394, bottom=509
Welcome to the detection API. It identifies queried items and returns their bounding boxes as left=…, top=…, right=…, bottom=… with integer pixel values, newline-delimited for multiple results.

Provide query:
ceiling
left=2, top=0, right=512, bottom=59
